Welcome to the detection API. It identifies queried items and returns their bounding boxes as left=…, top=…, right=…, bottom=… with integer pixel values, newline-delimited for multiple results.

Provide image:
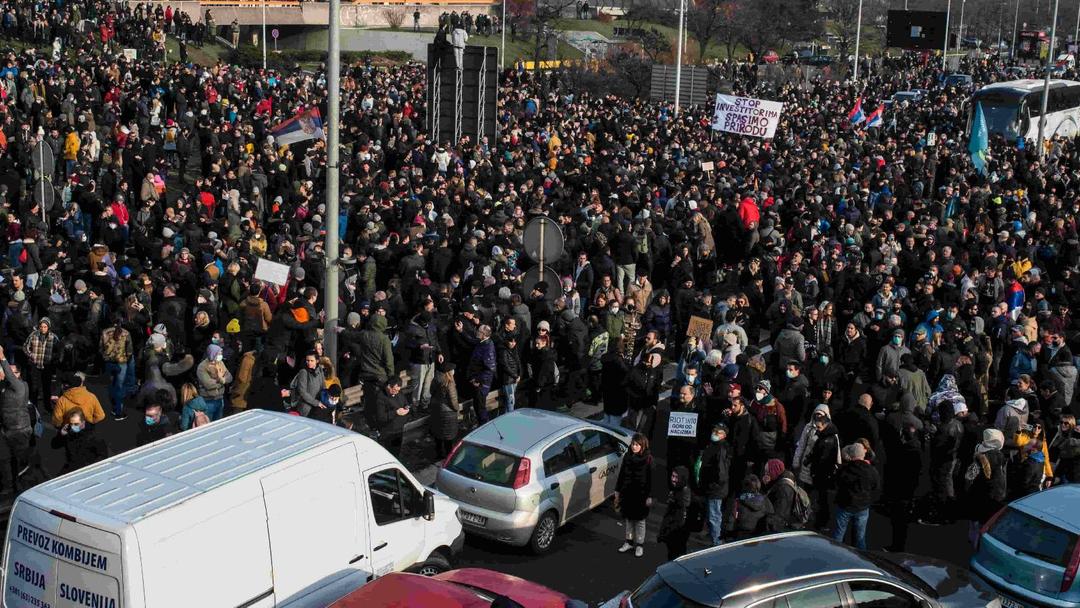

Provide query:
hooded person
left=658, top=465, right=693, bottom=560
left=793, top=404, right=832, bottom=485
left=966, top=428, right=1008, bottom=534
left=927, top=374, right=966, bottom=421
left=356, top=314, right=394, bottom=386
left=994, top=396, right=1030, bottom=442
left=195, top=344, right=232, bottom=420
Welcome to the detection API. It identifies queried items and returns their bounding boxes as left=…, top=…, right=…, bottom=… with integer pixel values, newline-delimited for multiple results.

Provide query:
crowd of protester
left=0, top=0, right=1073, bottom=562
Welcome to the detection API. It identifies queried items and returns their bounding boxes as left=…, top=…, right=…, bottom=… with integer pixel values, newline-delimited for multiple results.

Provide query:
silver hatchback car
left=433, top=409, right=631, bottom=554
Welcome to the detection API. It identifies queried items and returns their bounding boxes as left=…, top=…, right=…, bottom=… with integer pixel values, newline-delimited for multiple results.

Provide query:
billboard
left=886, top=10, right=948, bottom=51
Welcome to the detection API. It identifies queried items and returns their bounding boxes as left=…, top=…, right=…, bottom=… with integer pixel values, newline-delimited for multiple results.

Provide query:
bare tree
left=382, top=8, right=407, bottom=29
left=735, top=0, right=822, bottom=60
left=687, top=0, right=738, bottom=61
left=824, top=0, right=859, bottom=66
left=608, top=49, right=653, bottom=97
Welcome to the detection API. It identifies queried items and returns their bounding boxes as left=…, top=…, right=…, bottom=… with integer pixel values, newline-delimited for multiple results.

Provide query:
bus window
left=979, top=103, right=1021, bottom=137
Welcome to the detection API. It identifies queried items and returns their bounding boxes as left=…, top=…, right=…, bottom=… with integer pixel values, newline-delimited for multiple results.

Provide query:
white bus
left=971, top=78, right=1080, bottom=141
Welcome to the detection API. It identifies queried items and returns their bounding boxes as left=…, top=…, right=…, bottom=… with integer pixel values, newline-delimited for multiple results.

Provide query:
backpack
left=780, top=477, right=812, bottom=527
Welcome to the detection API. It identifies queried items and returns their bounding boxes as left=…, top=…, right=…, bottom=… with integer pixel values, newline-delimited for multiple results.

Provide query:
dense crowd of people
left=0, top=0, right=1074, bottom=564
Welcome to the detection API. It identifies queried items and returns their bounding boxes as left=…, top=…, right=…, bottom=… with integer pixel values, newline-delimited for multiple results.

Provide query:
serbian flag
left=865, top=104, right=884, bottom=128
left=848, top=97, right=865, bottom=125
left=1007, top=279, right=1026, bottom=316
left=271, top=107, right=325, bottom=146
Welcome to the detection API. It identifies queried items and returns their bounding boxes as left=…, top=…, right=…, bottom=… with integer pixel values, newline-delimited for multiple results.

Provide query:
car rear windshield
left=447, top=443, right=520, bottom=487
left=990, top=507, right=1079, bottom=567
left=629, top=574, right=710, bottom=608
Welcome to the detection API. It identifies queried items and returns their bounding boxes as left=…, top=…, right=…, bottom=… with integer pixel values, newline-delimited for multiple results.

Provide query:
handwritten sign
left=701, top=161, right=715, bottom=172
left=711, top=93, right=785, bottom=139
left=668, top=411, right=699, bottom=438
left=254, top=258, right=291, bottom=286
left=686, top=316, right=714, bottom=343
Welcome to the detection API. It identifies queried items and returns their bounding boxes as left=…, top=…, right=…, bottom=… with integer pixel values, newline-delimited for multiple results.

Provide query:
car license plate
left=461, top=511, right=487, bottom=526
left=998, top=596, right=1026, bottom=608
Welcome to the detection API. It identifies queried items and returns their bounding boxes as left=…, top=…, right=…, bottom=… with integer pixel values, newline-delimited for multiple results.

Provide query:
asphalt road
left=27, top=378, right=975, bottom=606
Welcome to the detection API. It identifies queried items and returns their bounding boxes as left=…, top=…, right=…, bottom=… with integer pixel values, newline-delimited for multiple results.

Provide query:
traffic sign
left=271, top=28, right=279, bottom=39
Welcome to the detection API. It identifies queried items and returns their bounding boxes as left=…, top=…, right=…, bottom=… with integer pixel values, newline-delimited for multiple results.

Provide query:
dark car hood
left=876, top=552, right=1000, bottom=607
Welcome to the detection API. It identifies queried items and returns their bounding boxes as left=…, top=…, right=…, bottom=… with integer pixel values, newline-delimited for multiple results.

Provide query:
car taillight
left=976, top=505, right=1007, bottom=552
left=442, top=440, right=463, bottom=468
left=512, top=457, right=531, bottom=489
left=1063, top=539, right=1080, bottom=593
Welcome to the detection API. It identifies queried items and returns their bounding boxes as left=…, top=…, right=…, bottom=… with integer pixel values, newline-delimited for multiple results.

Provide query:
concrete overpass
left=131, top=0, right=498, bottom=28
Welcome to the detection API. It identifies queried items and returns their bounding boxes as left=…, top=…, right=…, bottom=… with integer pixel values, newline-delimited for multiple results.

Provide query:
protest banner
left=711, top=94, right=785, bottom=139
left=668, top=411, right=699, bottom=438
left=687, top=316, right=714, bottom=343
left=255, top=258, right=291, bottom=286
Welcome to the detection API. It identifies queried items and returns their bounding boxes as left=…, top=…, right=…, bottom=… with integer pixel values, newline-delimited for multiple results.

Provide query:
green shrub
left=228, top=46, right=411, bottom=69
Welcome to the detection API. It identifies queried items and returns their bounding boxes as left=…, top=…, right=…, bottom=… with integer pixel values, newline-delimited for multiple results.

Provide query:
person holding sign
left=668, top=385, right=705, bottom=474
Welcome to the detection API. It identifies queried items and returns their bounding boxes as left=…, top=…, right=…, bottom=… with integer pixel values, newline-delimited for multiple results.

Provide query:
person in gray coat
left=288, top=351, right=326, bottom=418
left=876, top=328, right=910, bottom=381
left=0, top=347, right=31, bottom=496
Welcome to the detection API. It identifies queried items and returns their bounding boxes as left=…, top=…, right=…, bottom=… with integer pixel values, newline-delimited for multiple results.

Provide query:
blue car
left=971, top=484, right=1080, bottom=607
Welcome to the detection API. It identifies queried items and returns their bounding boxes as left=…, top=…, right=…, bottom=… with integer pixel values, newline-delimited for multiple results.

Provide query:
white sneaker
left=618, top=542, right=633, bottom=553
left=634, top=545, right=644, bottom=558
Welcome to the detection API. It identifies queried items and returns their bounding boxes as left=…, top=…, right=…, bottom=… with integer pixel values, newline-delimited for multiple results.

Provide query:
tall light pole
left=1074, top=0, right=1079, bottom=50
left=262, top=0, right=267, bottom=70
left=324, top=0, right=342, bottom=362
left=1038, top=0, right=1060, bottom=158
left=673, top=0, right=685, bottom=114
left=1012, top=0, right=1021, bottom=57
left=943, top=0, right=952, bottom=71
left=500, top=0, right=507, bottom=71
left=853, top=0, right=863, bottom=81
left=958, top=0, right=966, bottom=50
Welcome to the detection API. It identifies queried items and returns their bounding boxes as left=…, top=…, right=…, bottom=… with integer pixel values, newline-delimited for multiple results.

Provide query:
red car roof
left=330, top=569, right=571, bottom=608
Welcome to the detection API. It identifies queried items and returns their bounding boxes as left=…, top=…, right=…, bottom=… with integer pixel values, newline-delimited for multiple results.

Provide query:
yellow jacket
left=63, top=131, right=80, bottom=161
left=53, top=386, right=106, bottom=427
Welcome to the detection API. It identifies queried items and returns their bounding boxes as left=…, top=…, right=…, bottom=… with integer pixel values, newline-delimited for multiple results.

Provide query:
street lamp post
left=1038, top=0, right=1061, bottom=158
left=958, top=0, right=966, bottom=51
left=262, top=0, right=267, bottom=70
left=943, top=0, right=952, bottom=71
left=1012, top=0, right=1021, bottom=58
left=500, top=0, right=507, bottom=71
left=853, top=0, right=863, bottom=81
left=674, top=0, right=685, bottom=114
left=324, top=0, right=342, bottom=361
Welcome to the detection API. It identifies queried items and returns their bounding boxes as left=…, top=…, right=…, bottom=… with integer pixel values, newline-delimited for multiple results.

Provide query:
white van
left=1, top=410, right=464, bottom=608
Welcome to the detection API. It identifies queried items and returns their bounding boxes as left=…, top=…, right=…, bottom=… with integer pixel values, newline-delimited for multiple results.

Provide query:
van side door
left=364, top=466, right=426, bottom=577
left=261, top=444, right=372, bottom=606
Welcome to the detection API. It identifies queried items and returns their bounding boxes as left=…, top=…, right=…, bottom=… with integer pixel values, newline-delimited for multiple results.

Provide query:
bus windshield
left=979, top=102, right=1021, bottom=138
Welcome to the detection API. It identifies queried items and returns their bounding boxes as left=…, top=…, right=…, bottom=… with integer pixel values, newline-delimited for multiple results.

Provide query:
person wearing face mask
left=750, top=380, right=788, bottom=461
left=875, top=328, right=910, bottom=382
left=838, top=323, right=868, bottom=383
left=51, top=409, right=109, bottom=474
left=697, top=422, right=732, bottom=546
left=136, top=403, right=174, bottom=447
left=195, top=344, right=233, bottom=421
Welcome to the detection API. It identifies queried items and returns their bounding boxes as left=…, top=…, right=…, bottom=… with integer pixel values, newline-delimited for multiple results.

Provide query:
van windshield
left=990, top=507, right=1078, bottom=567
left=447, top=443, right=520, bottom=487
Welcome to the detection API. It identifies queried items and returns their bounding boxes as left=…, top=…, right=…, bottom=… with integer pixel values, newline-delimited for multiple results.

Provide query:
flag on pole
left=865, top=104, right=884, bottom=128
left=847, top=97, right=865, bottom=125
left=969, top=101, right=989, bottom=175
left=270, top=107, right=325, bottom=147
